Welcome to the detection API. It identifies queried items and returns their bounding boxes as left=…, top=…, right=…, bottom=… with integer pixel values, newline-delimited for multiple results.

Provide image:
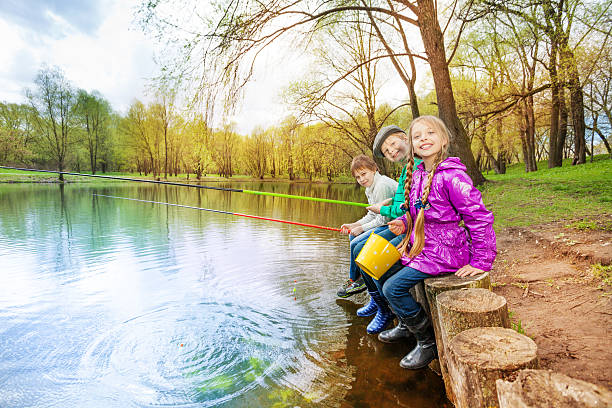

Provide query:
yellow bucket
left=355, top=233, right=401, bottom=280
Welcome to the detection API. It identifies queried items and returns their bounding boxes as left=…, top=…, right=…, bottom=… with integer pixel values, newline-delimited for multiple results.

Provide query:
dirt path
left=491, top=223, right=612, bottom=389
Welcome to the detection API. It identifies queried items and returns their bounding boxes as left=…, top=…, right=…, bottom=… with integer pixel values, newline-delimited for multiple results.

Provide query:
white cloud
left=0, top=0, right=157, bottom=114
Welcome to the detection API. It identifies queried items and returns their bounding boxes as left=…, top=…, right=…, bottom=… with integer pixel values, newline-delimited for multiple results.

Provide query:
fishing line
left=93, top=194, right=341, bottom=232
left=0, top=166, right=368, bottom=207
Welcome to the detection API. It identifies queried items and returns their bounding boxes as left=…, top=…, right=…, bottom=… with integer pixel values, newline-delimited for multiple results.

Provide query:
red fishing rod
left=93, top=194, right=341, bottom=232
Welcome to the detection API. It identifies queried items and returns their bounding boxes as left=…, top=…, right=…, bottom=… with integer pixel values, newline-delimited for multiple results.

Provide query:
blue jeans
left=370, top=264, right=430, bottom=320
left=353, top=225, right=405, bottom=292
left=348, top=231, right=371, bottom=281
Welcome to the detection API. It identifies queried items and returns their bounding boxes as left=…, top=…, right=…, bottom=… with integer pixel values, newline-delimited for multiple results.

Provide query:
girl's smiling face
left=410, top=122, right=445, bottom=163
left=381, top=134, right=409, bottom=162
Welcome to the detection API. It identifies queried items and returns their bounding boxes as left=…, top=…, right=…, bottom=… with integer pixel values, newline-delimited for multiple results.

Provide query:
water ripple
left=78, top=301, right=297, bottom=406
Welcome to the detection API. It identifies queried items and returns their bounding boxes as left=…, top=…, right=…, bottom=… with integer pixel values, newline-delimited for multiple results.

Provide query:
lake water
left=0, top=181, right=448, bottom=407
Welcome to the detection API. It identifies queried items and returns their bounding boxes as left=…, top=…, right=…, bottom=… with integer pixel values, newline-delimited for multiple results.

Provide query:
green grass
left=508, top=310, right=527, bottom=335
left=592, top=264, right=612, bottom=287
left=480, top=155, right=612, bottom=230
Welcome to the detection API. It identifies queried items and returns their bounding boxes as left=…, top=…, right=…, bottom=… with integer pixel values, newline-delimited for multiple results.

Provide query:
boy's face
left=381, top=134, right=409, bottom=162
left=354, top=167, right=376, bottom=188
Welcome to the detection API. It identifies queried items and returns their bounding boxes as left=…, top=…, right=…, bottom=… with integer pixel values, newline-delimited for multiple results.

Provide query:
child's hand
left=455, top=265, right=484, bottom=277
left=367, top=198, right=392, bottom=214
left=340, top=224, right=351, bottom=235
left=388, top=219, right=405, bottom=235
left=351, top=224, right=364, bottom=236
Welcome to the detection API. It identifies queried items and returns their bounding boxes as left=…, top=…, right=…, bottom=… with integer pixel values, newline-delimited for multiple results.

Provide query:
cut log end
left=497, top=369, right=612, bottom=408
left=437, top=287, right=507, bottom=314
left=425, top=272, right=491, bottom=292
left=450, top=327, right=538, bottom=370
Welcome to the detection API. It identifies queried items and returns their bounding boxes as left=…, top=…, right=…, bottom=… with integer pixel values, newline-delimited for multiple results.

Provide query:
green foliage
left=591, top=264, right=612, bottom=288
left=508, top=311, right=526, bottom=335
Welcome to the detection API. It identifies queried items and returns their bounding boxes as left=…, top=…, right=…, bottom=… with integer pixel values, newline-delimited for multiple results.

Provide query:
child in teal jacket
left=349, top=125, right=421, bottom=337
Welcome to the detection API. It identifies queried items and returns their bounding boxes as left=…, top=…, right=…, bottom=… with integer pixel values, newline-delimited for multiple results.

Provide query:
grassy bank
left=481, top=155, right=612, bottom=231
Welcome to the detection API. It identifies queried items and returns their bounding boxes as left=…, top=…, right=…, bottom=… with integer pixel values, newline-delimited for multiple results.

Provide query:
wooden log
left=496, top=369, right=612, bottom=408
left=411, top=280, right=431, bottom=318
left=423, top=272, right=491, bottom=395
left=437, top=288, right=510, bottom=405
left=448, top=327, right=538, bottom=408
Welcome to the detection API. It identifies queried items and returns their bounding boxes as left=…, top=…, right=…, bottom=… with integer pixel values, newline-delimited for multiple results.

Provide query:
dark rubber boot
left=366, top=291, right=394, bottom=334
left=377, top=320, right=412, bottom=343
left=399, top=309, right=437, bottom=369
left=356, top=292, right=378, bottom=317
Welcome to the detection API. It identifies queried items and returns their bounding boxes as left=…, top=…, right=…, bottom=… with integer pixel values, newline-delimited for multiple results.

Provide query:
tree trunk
left=548, top=40, right=562, bottom=168
left=58, top=161, right=64, bottom=182
left=559, top=38, right=586, bottom=165
left=448, top=327, right=538, bottom=408
left=558, top=86, right=569, bottom=164
left=525, top=97, right=538, bottom=171
left=517, top=103, right=531, bottom=172
left=496, top=369, right=612, bottom=408
left=416, top=0, right=484, bottom=185
left=495, top=119, right=507, bottom=174
left=478, top=125, right=503, bottom=174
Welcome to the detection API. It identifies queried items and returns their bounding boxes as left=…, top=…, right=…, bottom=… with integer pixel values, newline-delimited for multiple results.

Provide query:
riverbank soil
left=491, top=221, right=612, bottom=389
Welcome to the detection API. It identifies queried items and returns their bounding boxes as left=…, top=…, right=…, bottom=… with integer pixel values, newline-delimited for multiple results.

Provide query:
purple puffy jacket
left=398, top=157, right=496, bottom=275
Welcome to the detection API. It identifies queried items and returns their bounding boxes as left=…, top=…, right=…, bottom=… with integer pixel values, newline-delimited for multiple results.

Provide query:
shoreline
left=0, top=174, right=356, bottom=185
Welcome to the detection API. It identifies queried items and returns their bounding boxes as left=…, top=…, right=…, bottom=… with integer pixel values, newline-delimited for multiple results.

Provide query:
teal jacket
left=379, top=158, right=422, bottom=219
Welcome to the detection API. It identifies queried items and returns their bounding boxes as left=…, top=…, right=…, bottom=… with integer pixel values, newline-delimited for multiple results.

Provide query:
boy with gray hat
left=345, top=125, right=422, bottom=338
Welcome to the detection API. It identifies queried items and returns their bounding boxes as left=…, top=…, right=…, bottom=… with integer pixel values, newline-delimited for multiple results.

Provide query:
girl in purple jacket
left=378, top=115, right=497, bottom=369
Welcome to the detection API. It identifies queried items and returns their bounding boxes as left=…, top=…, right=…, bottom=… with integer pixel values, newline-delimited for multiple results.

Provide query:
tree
left=0, top=102, right=36, bottom=164
left=124, top=100, right=162, bottom=177
left=212, top=123, right=239, bottom=178
left=76, top=90, right=112, bottom=174
left=583, top=37, right=612, bottom=157
left=26, top=66, right=78, bottom=181
left=138, top=0, right=486, bottom=184
left=481, top=0, right=611, bottom=167
left=244, top=126, right=269, bottom=179
left=286, top=12, right=410, bottom=172
left=150, top=92, right=176, bottom=178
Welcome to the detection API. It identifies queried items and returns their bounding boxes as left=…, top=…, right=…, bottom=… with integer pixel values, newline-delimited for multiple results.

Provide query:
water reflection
left=0, top=182, right=447, bottom=407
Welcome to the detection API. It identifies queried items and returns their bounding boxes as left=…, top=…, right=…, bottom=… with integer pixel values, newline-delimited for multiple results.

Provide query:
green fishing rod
left=0, top=166, right=368, bottom=208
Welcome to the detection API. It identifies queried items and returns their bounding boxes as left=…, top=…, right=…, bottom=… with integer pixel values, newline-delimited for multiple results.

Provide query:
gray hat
left=372, top=125, right=406, bottom=158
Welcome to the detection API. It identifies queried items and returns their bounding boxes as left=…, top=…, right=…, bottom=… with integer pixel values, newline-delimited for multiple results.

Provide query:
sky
left=0, top=0, right=158, bottom=112
left=0, top=0, right=308, bottom=134
left=0, top=0, right=421, bottom=135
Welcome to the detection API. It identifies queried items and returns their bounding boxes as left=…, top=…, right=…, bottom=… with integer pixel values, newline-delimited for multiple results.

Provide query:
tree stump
left=496, top=369, right=612, bottom=408
left=437, top=288, right=509, bottom=405
left=447, top=327, right=538, bottom=408
left=423, top=273, right=490, bottom=388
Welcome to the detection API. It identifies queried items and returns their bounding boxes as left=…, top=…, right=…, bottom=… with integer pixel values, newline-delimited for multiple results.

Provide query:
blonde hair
left=396, top=116, right=451, bottom=257
left=350, top=154, right=378, bottom=176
